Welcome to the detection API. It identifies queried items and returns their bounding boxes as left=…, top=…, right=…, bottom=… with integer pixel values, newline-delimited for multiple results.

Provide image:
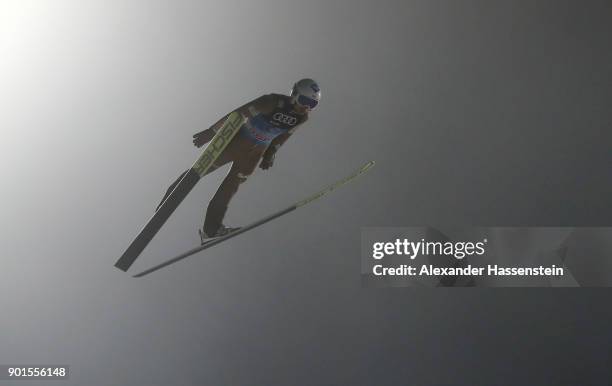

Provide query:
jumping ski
left=132, top=160, right=375, bottom=278
left=114, top=111, right=244, bottom=271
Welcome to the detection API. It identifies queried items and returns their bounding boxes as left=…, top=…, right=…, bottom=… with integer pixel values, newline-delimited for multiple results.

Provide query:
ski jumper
left=204, top=94, right=307, bottom=235
left=159, top=94, right=308, bottom=236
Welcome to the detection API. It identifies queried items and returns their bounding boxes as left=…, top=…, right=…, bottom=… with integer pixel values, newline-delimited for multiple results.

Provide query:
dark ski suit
left=159, top=93, right=308, bottom=236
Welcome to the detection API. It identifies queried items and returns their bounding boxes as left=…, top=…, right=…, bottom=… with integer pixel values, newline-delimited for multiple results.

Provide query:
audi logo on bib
left=272, top=113, right=297, bottom=126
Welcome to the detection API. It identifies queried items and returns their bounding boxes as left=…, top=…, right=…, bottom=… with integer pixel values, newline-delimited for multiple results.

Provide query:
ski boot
left=199, top=225, right=240, bottom=245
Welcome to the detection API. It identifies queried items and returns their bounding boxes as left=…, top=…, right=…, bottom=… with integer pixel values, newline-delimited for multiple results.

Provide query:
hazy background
left=1, top=0, right=611, bottom=384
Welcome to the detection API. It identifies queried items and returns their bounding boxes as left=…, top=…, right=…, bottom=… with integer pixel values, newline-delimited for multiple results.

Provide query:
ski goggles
left=297, top=95, right=319, bottom=110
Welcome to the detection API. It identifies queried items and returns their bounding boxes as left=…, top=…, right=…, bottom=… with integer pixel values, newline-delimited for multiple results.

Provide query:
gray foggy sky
left=1, top=1, right=611, bottom=385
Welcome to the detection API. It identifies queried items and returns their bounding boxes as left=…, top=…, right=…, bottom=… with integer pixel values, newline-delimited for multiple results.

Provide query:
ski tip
left=360, top=160, right=375, bottom=173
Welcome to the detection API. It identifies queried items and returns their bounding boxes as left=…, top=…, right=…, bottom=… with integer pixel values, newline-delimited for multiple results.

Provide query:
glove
left=192, top=128, right=215, bottom=148
left=259, top=153, right=275, bottom=170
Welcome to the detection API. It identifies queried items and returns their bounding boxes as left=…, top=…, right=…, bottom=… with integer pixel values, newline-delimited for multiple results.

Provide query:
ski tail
left=114, top=112, right=244, bottom=272
left=132, top=160, right=375, bottom=277
left=114, top=169, right=200, bottom=271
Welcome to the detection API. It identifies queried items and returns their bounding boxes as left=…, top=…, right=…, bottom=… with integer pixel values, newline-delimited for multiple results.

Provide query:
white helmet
left=290, top=78, right=321, bottom=111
